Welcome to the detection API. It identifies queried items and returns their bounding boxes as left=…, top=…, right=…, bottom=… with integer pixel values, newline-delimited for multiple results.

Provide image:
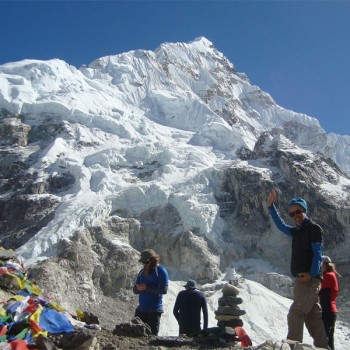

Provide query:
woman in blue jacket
left=133, top=249, right=169, bottom=335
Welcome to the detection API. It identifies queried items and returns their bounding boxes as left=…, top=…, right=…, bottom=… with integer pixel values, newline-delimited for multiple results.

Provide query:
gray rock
left=217, top=319, right=243, bottom=328
left=0, top=117, right=30, bottom=147
left=215, top=306, right=246, bottom=316
left=215, top=314, right=241, bottom=321
left=221, top=283, right=240, bottom=296
left=218, top=296, right=243, bottom=306
left=113, top=317, right=152, bottom=337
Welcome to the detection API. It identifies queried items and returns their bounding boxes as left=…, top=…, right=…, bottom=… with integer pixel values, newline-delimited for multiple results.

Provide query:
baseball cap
left=322, top=255, right=332, bottom=263
left=139, top=249, right=157, bottom=263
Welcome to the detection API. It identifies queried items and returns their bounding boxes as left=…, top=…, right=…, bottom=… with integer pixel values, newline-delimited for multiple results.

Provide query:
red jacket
left=319, top=271, right=338, bottom=313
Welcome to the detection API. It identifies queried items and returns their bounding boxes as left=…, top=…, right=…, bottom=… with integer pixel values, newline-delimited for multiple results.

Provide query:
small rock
left=221, top=283, right=240, bottom=296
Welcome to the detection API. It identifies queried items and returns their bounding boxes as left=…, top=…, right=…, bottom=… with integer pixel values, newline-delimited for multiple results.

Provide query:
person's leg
left=179, top=323, right=200, bottom=336
left=135, top=308, right=147, bottom=323
left=179, top=324, right=186, bottom=336
left=322, top=311, right=333, bottom=346
left=323, top=312, right=337, bottom=350
left=304, top=279, right=328, bottom=349
left=186, top=325, right=201, bottom=336
left=305, top=302, right=328, bottom=348
left=287, top=279, right=308, bottom=342
left=287, top=301, right=305, bottom=342
left=145, top=312, right=162, bottom=336
left=330, top=313, right=337, bottom=350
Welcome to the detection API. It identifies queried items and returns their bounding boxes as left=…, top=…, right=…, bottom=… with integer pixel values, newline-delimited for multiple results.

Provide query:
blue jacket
left=173, top=288, right=208, bottom=332
left=269, top=204, right=323, bottom=278
left=134, top=264, right=168, bottom=312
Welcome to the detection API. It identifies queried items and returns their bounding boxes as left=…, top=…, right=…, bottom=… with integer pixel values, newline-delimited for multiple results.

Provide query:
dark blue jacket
left=173, top=288, right=208, bottom=334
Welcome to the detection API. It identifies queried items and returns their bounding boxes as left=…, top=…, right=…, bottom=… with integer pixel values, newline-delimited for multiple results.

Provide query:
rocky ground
left=76, top=328, right=330, bottom=350
left=95, top=331, right=226, bottom=350
left=0, top=287, right=337, bottom=350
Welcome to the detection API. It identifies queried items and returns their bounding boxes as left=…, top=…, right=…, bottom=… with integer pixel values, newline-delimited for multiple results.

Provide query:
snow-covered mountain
left=0, top=37, right=349, bottom=348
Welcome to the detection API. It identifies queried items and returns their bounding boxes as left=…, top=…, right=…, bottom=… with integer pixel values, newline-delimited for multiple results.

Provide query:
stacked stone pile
left=215, top=282, right=246, bottom=329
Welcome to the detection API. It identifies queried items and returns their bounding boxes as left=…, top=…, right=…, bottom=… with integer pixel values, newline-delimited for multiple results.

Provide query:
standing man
left=267, top=189, right=328, bottom=348
left=173, top=279, right=208, bottom=336
left=133, top=248, right=169, bottom=335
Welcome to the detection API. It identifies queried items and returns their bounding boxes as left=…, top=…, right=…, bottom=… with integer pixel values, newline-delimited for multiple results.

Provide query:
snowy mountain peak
left=191, top=36, right=214, bottom=46
left=157, top=36, right=215, bottom=55
left=2, top=36, right=348, bottom=164
left=0, top=37, right=349, bottom=264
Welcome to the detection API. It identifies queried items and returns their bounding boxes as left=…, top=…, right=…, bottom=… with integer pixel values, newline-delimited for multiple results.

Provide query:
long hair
left=142, top=255, right=160, bottom=276
left=324, top=262, right=341, bottom=277
left=148, top=256, right=159, bottom=269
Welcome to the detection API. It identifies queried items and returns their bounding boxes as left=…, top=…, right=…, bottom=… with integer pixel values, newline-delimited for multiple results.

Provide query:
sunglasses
left=143, top=259, right=152, bottom=265
left=289, top=209, right=304, bottom=217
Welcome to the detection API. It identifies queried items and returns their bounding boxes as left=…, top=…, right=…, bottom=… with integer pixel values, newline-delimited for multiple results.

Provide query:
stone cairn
left=215, top=282, right=246, bottom=330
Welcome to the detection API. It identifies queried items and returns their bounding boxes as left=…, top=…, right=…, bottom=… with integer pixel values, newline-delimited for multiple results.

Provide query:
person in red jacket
left=319, top=255, right=340, bottom=350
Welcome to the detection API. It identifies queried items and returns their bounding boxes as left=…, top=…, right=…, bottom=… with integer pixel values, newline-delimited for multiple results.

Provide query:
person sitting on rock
left=173, top=279, right=208, bottom=336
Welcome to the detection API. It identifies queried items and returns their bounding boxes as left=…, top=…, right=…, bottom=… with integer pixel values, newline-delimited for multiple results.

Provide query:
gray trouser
left=287, top=278, right=328, bottom=348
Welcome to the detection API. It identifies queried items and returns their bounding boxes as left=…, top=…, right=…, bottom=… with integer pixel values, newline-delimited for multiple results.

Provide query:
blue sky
left=1, top=1, right=350, bottom=135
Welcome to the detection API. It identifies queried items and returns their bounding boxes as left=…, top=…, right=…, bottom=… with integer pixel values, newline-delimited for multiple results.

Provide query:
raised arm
left=267, top=189, right=292, bottom=237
